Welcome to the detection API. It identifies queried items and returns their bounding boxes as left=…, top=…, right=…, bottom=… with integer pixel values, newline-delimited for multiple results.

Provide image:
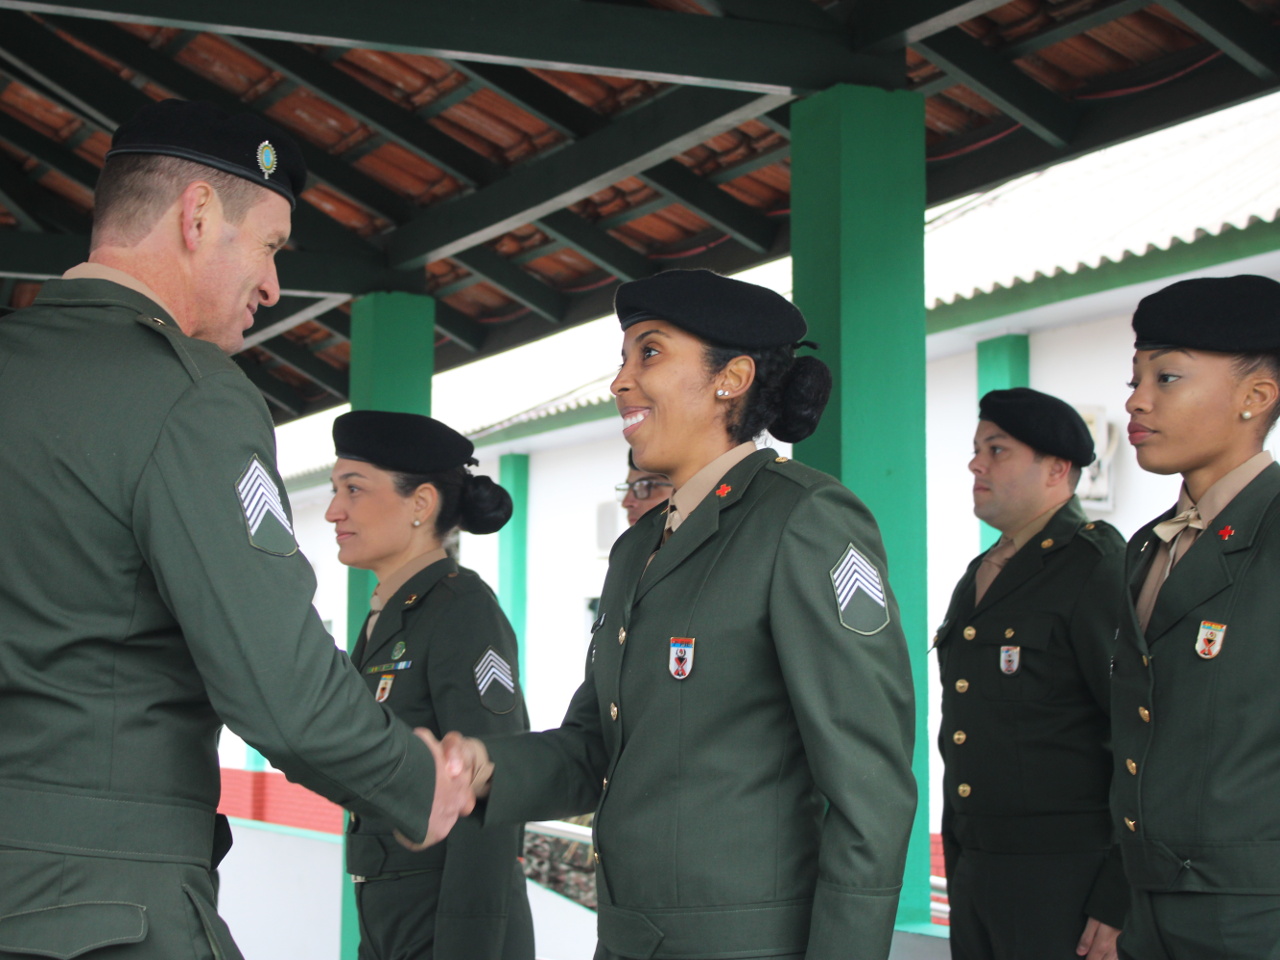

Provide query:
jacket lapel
left=1144, top=465, right=1280, bottom=644
left=973, top=498, right=1086, bottom=615
left=358, top=558, right=455, bottom=668
left=633, top=451, right=770, bottom=605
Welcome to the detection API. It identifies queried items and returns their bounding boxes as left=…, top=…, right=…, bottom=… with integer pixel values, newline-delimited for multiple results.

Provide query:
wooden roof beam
left=915, top=28, right=1079, bottom=147
left=639, top=160, right=775, bottom=253
left=451, top=245, right=566, bottom=325
left=853, top=0, right=1011, bottom=53
left=1, top=0, right=900, bottom=95
left=254, top=330, right=349, bottom=397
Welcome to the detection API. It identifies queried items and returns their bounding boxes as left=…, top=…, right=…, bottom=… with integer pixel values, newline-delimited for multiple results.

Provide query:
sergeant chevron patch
left=830, top=543, right=889, bottom=635
left=236, top=455, right=296, bottom=556
left=473, top=647, right=517, bottom=714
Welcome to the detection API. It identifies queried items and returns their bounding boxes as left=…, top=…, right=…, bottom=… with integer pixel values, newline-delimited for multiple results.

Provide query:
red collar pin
left=1218, top=525, right=1235, bottom=541
left=716, top=484, right=732, bottom=497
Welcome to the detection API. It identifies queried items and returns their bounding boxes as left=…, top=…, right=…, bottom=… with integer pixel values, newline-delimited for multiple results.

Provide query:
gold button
left=1084, top=522, right=1096, bottom=530
left=1138, top=706, right=1151, bottom=723
left=593, top=850, right=600, bottom=863
left=602, top=777, right=608, bottom=790
left=1126, top=758, right=1137, bottom=775
left=404, top=594, right=417, bottom=605
left=618, top=627, right=626, bottom=645
left=957, top=783, right=971, bottom=797
left=775, top=456, right=789, bottom=463
left=953, top=730, right=967, bottom=744
left=1124, top=817, right=1137, bottom=832
left=931, top=634, right=938, bottom=646
left=1142, top=655, right=1149, bottom=666
left=610, top=702, right=619, bottom=721
left=963, top=626, right=976, bottom=640
left=955, top=678, right=969, bottom=693
left=1004, top=628, right=1015, bottom=639
left=1041, top=538, right=1054, bottom=549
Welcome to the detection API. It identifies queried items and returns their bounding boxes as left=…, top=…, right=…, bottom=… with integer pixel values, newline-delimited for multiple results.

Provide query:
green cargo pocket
left=0, top=901, right=147, bottom=958
left=182, top=884, right=244, bottom=960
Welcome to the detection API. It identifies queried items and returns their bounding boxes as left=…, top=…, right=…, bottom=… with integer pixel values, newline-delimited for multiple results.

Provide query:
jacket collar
left=358, top=556, right=457, bottom=667
left=36, top=274, right=176, bottom=324
left=973, top=496, right=1087, bottom=614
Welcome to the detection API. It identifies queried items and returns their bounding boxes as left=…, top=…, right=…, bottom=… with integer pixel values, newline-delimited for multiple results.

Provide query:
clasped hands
left=394, top=728, right=494, bottom=851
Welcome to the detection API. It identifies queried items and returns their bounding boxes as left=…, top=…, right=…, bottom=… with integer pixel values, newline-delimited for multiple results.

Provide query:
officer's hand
left=1076, top=916, right=1120, bottom=960
left=394, top=727, right=475, bottom=851
left=441, top=731, right=494, bottom=799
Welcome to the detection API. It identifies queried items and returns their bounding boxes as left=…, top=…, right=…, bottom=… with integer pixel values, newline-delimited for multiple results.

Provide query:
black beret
left=615, top=269, right=806, bottom=349
left=1133, top=275, right=1280, bottom=352
left=106, top=99, right=306, bottom=209
left=333, top=411, right=475, bottom=475
left=979, top=388, right=1095, bottom=467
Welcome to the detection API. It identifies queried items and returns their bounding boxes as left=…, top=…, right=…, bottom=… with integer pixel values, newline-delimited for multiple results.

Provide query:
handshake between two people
left=395, top=728, right=494, bottom=851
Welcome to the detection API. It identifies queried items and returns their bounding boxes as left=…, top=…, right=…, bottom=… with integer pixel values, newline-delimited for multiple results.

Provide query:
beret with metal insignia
left=106, top=99, right=306, bottom=209
left=1133, top=274, right=1280, bottom=352
left=979, top=387, right=1096, bottom=467
left=333, top=411, right=476, bottom=475
left=615, top=269, right=807, bottom=349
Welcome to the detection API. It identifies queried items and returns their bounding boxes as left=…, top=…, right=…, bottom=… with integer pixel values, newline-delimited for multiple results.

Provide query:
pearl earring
left=716, top=389, right=729, bottom=398
left=1242, top=411, right=1254, bottom=421
left=412, top=519, right=422, bottom=527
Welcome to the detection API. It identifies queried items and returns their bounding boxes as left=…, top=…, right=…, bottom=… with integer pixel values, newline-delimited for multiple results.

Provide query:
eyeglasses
left=615, top=479, right=673, bottom=502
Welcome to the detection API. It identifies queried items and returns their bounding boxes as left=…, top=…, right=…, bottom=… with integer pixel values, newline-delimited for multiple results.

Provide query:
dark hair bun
left=459, top=474, right=513, bottom=535
left=770, top=356, right=832, bottom=443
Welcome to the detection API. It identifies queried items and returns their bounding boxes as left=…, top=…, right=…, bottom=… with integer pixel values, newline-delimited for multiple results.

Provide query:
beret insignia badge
left=256, top=140, right=278, bottom=179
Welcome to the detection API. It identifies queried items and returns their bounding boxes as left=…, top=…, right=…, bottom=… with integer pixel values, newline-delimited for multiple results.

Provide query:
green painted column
left=790, top=85, right=933, bottom=932
left=498, top=453, right=529, bottom=682
left=340, top=291, right=435, bottom=959
left=976, top=334, right=1030, bottom=548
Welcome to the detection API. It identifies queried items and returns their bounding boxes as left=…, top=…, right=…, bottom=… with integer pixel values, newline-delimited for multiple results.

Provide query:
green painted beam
left=497, top=453, right=529, bottom=683
left=639, top=159, right=776, bottom=253
left=0, top=230, right=88, bottom=278
left=0, top=107, right=100, bottom=188
left=231, top=37, right=501, bottom=188
left=256, top=334, right=349, bottom=398
left=1002, top=0, right=1149, bottom=59
left=928, top=215, right=1280, bottom=334
left=537, top=210, right=653, bottom=282
left=926, top=53, right=1280, bottom=206
left=704, top=0, right=839, bottom=31
left=434, top=303, right=487, bottom=354
left=3, top=0, right=903, bottom=95
left=452, top=61, right=606, bottom=140
left=452, top=245, right=566, bottom=324
left=232, top=354, right=305, bottom=418
left=975, top=334, right=1029, bottom=549
left=0, top=155, right=81, bottom=232
left=275, top=248, right=388, bottom=297
left=385, top=86, right=790, bottom=269
left=915, top=28, right=1079, bottom=147
left=853, top=0, right=1011, bottom=52
left=44, top=16, right=416, bottom=223
left=790, top=84, right=931, bottom=931
left=343, top=289, right=435, bottom=960
left=1157, top=0, right=1280, bottom=80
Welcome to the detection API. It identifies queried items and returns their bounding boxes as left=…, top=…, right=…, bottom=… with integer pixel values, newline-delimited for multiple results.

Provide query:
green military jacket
left=1113, top=463, right=1280, bottom=893
left=347, top=558, right=531, bottom=960
left=0, top=280, right=436, bottom=956
left=482, top=450, right=917, bottom=960
left=934, top=497, right=1128, bottom=926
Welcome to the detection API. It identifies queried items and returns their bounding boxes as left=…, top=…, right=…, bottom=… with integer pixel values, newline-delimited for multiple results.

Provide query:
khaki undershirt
left=365, top=546, right=449, bottom=641
left=1135, top=451, right=1272, bottom=632
left=62, top=262, right=180, bottom=323
left=663, top=442, right=757, bottom=538
left=973, top=497, right=1072, bottom=604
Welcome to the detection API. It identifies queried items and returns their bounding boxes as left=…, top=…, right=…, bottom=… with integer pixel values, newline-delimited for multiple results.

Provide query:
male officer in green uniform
left=1113, top=276, right=1280, bottom=959
left=0, top=100, right=470, bottom=959
left=936, top=388, right=1128, bottom=960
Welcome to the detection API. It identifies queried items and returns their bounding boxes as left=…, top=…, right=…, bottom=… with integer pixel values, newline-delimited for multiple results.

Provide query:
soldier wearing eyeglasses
left=616, top=452, right=672, bottom=526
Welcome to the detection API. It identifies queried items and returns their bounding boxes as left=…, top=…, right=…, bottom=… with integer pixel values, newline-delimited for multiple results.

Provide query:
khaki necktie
left=974, top=537, right=1018, bottom=605
left=1152, top=505, right=1205, bottom=578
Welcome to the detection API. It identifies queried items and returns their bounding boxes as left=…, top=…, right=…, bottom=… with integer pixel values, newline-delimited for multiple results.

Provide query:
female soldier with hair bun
left=445, top=269, right=917, bottom=960
left=325, top=411, right=534, bottom=960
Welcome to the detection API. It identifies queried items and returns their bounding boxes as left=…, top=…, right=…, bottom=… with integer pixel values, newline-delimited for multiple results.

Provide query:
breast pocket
left=975, top=613, right=1059, bottom=702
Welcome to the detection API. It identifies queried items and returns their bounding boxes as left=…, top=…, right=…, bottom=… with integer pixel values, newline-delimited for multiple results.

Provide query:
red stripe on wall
left=219, top=768, right=344, bottom=834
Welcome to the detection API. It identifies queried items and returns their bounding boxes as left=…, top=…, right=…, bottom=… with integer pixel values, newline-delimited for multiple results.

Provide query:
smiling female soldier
left=1113, top=275, right=1280, bottom=960
left=326, top=411, right=534, bottom=960
left=442, top=269, right=917, bottom=960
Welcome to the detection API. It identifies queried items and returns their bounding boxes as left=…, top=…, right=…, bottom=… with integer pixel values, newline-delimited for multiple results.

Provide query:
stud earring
left=1242, top=411, right=1254, bottom=421
left=716, top=389, right=729, bottom=398
left=412, top=519, right=422, bottom=527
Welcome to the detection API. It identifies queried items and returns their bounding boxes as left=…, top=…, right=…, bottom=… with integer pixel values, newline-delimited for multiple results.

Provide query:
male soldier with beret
left=0, top=100, right=470, bottom=959
left=936, top=388, right=1128, bottom=960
